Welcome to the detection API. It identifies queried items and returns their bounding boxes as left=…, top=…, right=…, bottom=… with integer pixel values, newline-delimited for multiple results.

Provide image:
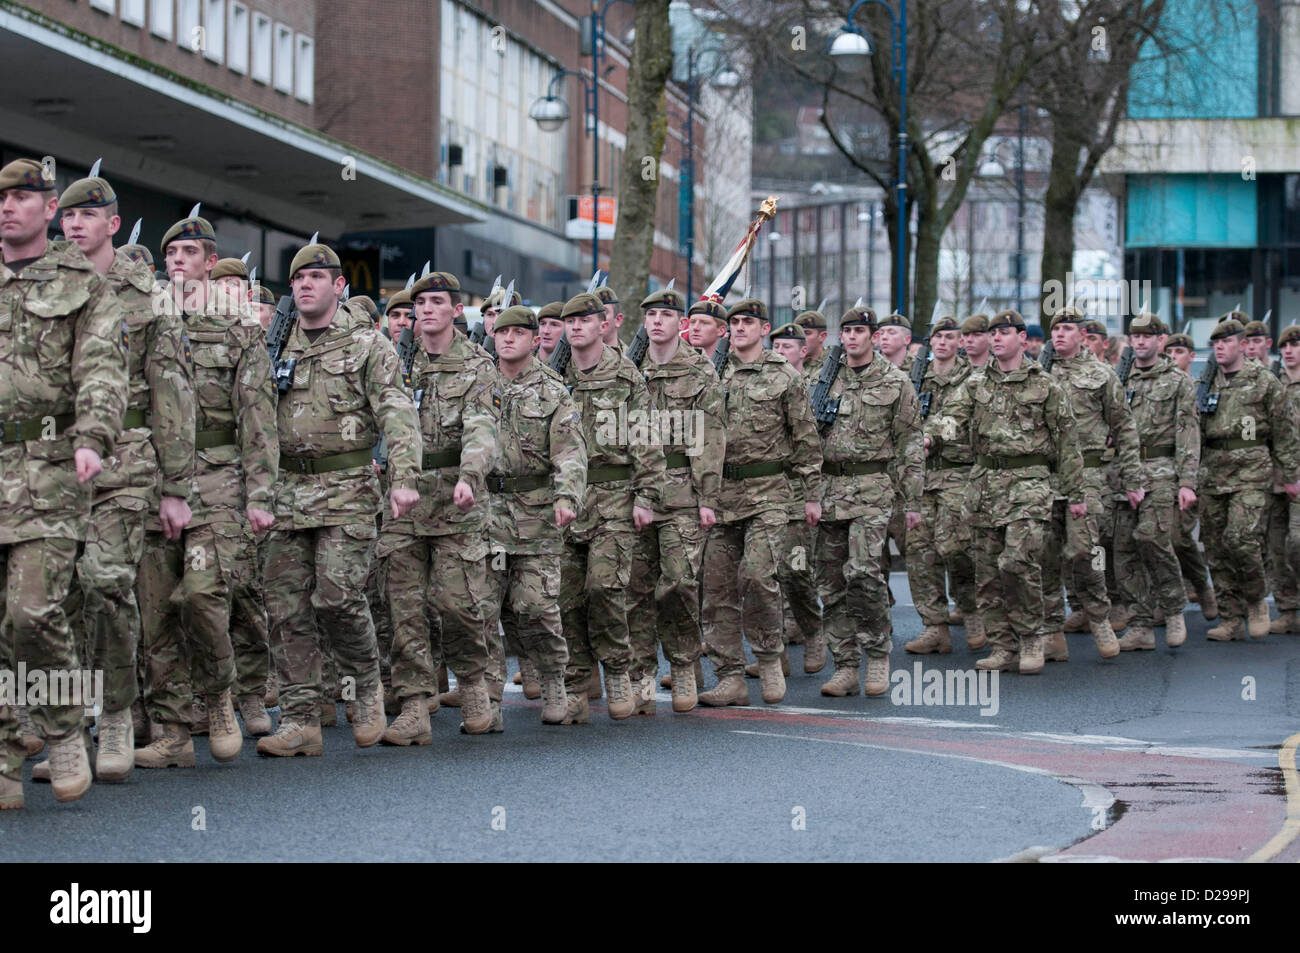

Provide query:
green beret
left=641, top=288, right=685, bottom=312
left=385, top=289, right=413, bottom=313
left=1164, top=333, right=1194, bottom=350
left=121, top=244, right=153, bottom=268
left=161, top=215, right=216, bottom=251
left=58, top=176, right=116, bottom=209
left=688, top=298, right=727, bottom=324
left=840, top=306, right=876, bottom=329
left=961, top=314, right=989, bottom=334
left=1128, top=312, right=1163, bottom=335
left=988, top=309, right=1025, bottom=331
left=726, top=298, right=768, bottom=322
left=0, top=158, right=55, bottom=192
left=795, top=310, right=827, bottom=330
left=1223, top=310, right=1251, bottom=325
left=562, top=292, right=604, bottom=320
left=770, top=321, right=805, bottom=341
left=348, top=295, right=380, bottom=324
left=493, top=304, right=538, bottom=331
left=538, top=300, right=565, bottom=322
left=1050, top=306, right=1087, bottom=330
left=1242, top=320, right=1269, bottom=338
left=210, top=258, right=249, bottom=281
left=253, top=284, right=276, bottom=305
left=484, top=287, right=521, bottom=310
left=877, top=312, right=911, bottom=330
left=931, top=315, right=960, bottom=333
left=1278, top=325, right=1300, bottom=348
left=1085, top=320, right=1109, bottom=337
left=410, top=271, right=459, bottom=297
left=289, top=243, right=341, bottom=278
left=594, top=286, right=618, bottom=306
left=1209, top=318, right=1243, bottom=340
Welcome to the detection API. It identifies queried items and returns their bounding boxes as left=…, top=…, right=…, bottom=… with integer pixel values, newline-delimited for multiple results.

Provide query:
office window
left=202, top=0, right=224, bottom=64
left=177, top=0, right=199, bottom=52
left=295, top=35, right=314, bottom=103
left=150, top=0, right=172, bottom=38
left=251, top=12, right=271, bottom=84
left=274, top=22, right=293, bottom=93
left=122, top=0, right=145, bottom=26
left=90, top=0, right=114, bottom=13
left=226, top=3, right=248, bottom=73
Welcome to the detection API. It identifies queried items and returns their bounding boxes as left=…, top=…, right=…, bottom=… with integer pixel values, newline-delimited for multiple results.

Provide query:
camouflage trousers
left=0, top=537, right=82, bottom=741
left=818, top=511, right=893, bottom=668
left=1174, top=505, right=1211, bottom=596
left=627, top=514, right=707, bottom=680
left=1200, top=490, right=1270, bottom=619
left=974, top=518, right=1050, bottom=652
left=137, top=524, right=240, bottom=725
left=1113, top=482, right=1187, bottom=628
left=369, top=547, right=393, bottom=694
left=879, top=501, right=907, bottom=580
left=1044, top=484, right=1112, bottom=627
left=560, top=526, right=634, bottom=692
left=703, top=509, right=787, bottom=678
left=778, top=518, right=821, bottom=644
left=380, top=530, right=491, bottom=703
left=261, top=522, right=381, bottom=724
left=484, top=551, right=569, bottom=700
left=228, top=527, right=270, bottom=699
left=75, top=496, right=148, bottom=712
left=906, top=483, right=977, bottom=626
left=1266, top=492, right=1300, bottom=612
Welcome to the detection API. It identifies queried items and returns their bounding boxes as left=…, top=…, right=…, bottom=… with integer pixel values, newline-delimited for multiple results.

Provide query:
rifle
left=549, top=334, right=572, bottom=376
left=1116, top=345, right=1135, bottom=403
left=1271, top=357, right=1283, bottom=378
left=625, top=325, right=650, bottom=368
left=468, top=322, right=486, bottom=346
left=810, top=345, right=846, bottom=435
left=266, top=294, right=298, bottom=394
left=396, top=326, right=417, bottom=389
left=910, top=341, right=933, bottom=418
left=1038, top=339, right=1056, bottom=374
left=1196, top=353, right=1220, bottom=414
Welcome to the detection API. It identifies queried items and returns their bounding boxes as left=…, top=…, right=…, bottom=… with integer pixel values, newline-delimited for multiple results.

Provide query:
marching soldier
left=377, top=271, right=498, bottom=741
left=252, top=283, right=277, bottom=332
left=536, top=300, right=565, bottom=363
left=1164, top=333, right=1195, bottom=375
left=1084, top=320, right=1108, bottom=361
left=626, top=287, right=725, bottom=713
left=817, top=306, right=923, bottom=696
left=1111, top=313, right=1199, bottom=650
left=593, top=285, right=624, bottom=350
left=256, top=242, right=420, bottom=757
left=904, top=315, right=983, bottom=654
left=688, top=299, right=728, bottom=356
left=54, top=173, right=196, bottom=780
left=795, top=309, right=830, bottom=381
left=0, top=159, right=128, bottom=808
left=1044, top=306, right=1140, bottom=661
left=135, top=211, right=277, bottom=770
left=483, top=305, right=587, bottom=725
left=1198, top=316, right=1300, bottom=641
left=961, top=313, right=991, bottom=369
left=385, top=288, right=414, bottom=340
left=1242, top=321, right=1272, bottom=364
left=1269, top=324, right=1300, bottom=635
left=933, top=310, right=1085, bottom=674
left=699, top=298, right=821, bottom=706
left=558, top=292, right=664, bottom=722
left=875, top=313, right=912, bottom=369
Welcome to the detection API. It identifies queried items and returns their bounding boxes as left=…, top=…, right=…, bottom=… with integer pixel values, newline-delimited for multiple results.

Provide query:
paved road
left=4, top=575, right=1298, bottom=862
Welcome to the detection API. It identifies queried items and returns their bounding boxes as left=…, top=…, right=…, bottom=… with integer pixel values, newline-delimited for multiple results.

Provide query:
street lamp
left=858, top=203, right=877, bottom=311
left=977, top=104, right=1027, bottom=314
left=528, top=94, right=570, bottom=132
left=530, top=67, right=599, bottom=276
left=829, top=0, right=908, bottom=317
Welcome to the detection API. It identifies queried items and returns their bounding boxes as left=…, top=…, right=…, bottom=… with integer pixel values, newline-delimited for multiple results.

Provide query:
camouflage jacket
left=386, top=333, right=500, bottom=537
left=1050, top=350, right=1142, bottom=497
left=563, top=344, right=665, bottom=533
left=918, top=355, right=973, bottom=491
left=718, top=350, right=822, bottom=523
left=802, top=349, right=829, bottom=391
left=820, top=355, right=923, bottom=521
left=271, top=304, right=418, bottom=529
left=183, top=285, right=278, bottom=528
left=1200, top=358, right=1300, bottom=495
left=0, top=239, right=128, bottom=544
left=488, top=357, right=587, bottom=556
left=98, top=248, right=195, bottom=510
left=1272, top=371, right=1300, bottom=494
left=937, top=357, right=1084, bottom=526
left=1125, top=356, right=1199, bottom=490
left=640, top=340, right=725, bottom=514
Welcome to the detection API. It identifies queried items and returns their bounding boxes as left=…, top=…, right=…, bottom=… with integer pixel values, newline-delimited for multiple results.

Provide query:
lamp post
left=977, top=108, right=1027, bottom=315
left=530, top=68, right=599, bottom=276
left=858, top=203, right=877, bottom=311
left=830, top=0, right=908, bottom=317
left=586, top=0, right=635, bottom=276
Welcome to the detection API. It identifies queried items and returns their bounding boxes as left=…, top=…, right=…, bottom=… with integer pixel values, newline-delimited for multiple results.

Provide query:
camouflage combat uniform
left=1265, top=370, right=1300, bottom=623
left=778, top=371, right=823, bottom=649
left=261, top=303, right=420, bottom=725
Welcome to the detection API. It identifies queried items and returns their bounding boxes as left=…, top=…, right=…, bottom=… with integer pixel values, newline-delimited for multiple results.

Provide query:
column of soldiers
left=6, top=152, right=1300, bottom=814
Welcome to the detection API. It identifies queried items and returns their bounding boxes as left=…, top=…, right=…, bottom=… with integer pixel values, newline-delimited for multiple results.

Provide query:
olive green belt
left=1141, top=444, right=1176, bottom=460
left=665, top=452, right=691, bottom=470
left=486, top=472, right=550, bottom=493
left=925, top=457, right=970, bottom=472
left=279, top=448, right=375, bottom=475
left=822, top=459, right=888, bottom=477
left=122, top=409, right=147, bottom=429
left=194, top=428, right=237, bottom=450
left=1205, top=437, right=1267, bottom=451
left=422, top=448, right=460, bottom=470
left=976, top=453, right=1053, bottom=471
left=1082, top=452, right=1107, bottom=468
left=722, top=460, right=786, bottom=480
left=588, top=464, right=633, bottom=484
left=0, top=412, right=75, bottom=444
